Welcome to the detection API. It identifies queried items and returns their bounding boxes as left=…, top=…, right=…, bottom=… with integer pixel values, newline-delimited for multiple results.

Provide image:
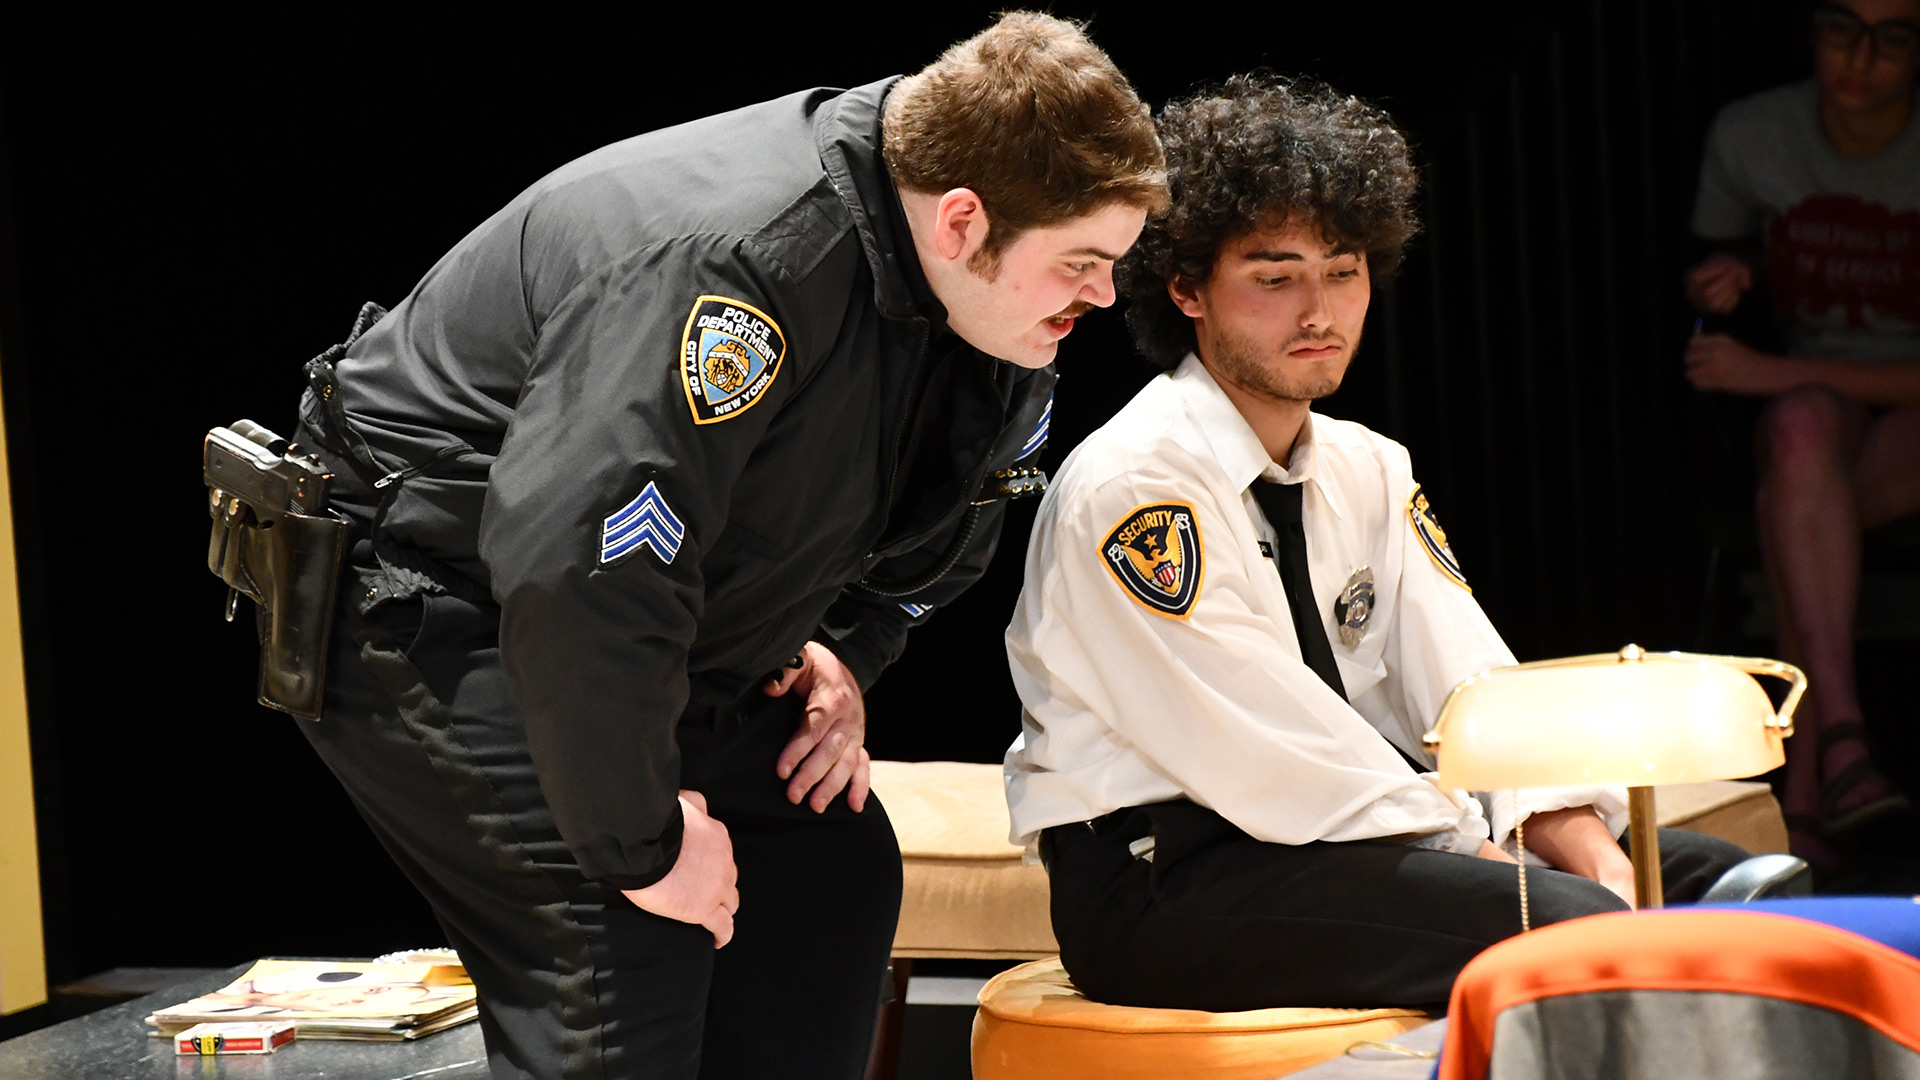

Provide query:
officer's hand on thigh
left=765, top=641, right=871, bottom=813
left=623, top=791, right=741, bottom=947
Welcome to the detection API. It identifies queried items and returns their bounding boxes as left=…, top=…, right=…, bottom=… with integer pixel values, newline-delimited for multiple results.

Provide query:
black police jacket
left=306, top=78, right=1054, bottom=887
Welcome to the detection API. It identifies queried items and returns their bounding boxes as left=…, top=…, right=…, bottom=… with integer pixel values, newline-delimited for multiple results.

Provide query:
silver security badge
left=1333, top=566, right=1374, bottom=649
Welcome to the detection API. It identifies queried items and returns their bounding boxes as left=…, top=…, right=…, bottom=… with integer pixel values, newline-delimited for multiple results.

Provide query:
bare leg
left=1829, top=403, right=1920, bottom=818
left=1758, top=552, right=1821, bottom=827
left=1756, top=388, right=1867, bottom=823
left=1853, top=406, right=1920, bottom=529
left=1755, top=390, right=1917, bottom=838
left=1840, top=404, right=1920, bottom=811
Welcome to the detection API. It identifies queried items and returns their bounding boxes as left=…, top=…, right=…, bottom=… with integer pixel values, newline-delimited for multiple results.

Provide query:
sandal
left=1819, top=721, right=1911, bottom=835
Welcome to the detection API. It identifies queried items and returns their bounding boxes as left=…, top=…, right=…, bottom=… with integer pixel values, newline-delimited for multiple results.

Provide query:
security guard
left=284, top=14, right=1164, bottom=1080
left=1003, top=75, right=1748, bottom=1013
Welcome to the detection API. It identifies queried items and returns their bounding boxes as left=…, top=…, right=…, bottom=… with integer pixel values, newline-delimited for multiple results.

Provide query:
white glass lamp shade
left=1426, top=646, right=1803, bottom=791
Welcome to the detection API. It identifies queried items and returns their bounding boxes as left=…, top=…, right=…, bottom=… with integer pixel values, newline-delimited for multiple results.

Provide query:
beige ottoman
left=1654, top=780, right=1789, bottom=855
left=870, top=759, right=1057, bottom=959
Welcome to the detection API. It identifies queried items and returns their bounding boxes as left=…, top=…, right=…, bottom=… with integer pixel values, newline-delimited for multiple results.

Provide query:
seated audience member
left=1003, top=75, right=1751, bottom=1012
left=1684, top=0, right=1919, bottom=862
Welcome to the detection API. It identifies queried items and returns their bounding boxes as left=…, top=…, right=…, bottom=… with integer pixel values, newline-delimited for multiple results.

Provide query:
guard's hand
left=1474, top=840, right=1518, bottom=864
left=1519, top=806, right=1638, bottom=909
left=622, top=791, right=739, bottom=947
left=1685, top=333, right=1792, bottom=396
left=1591, top=862, right=1639, bottom=909
left=1684, top=252, right=1753, bottom=314
left=765, top=641, right=871, bottom=813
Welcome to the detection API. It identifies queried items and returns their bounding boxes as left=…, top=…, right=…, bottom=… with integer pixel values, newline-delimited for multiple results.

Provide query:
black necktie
left=1250, top=480, right=1348, bottom=703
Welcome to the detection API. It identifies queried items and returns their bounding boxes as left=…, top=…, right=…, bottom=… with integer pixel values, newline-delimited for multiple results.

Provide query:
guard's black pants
left=298, top=587, right=902, bottom=1080
left=1042, top=801, right=1748, bottom=1012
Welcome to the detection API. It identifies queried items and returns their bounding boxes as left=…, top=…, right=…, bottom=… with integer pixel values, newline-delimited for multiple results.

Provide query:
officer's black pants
left=298, top=588, right=902, bottom=1080
left=1042, top=802, right=1748, bottom=1012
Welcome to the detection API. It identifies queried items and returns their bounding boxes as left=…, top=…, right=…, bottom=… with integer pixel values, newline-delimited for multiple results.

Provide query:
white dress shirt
left=1004, top=355, right=1627, bottom=855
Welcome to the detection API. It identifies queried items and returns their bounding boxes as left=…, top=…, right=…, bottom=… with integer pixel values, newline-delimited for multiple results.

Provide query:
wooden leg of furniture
left=865, top=958, right=912, bottom=1080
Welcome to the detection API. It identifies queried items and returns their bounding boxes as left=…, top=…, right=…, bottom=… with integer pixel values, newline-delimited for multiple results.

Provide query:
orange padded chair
left=971, top=957, right=1430, bottom=1080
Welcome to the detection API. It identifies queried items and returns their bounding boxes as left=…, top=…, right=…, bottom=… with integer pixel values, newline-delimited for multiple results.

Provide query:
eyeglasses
left=1812, top=4, right=1920, bottom=62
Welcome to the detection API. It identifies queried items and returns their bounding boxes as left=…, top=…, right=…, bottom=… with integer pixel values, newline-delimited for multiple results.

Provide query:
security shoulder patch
left=1407, top=485, right=1470, bottom=592
left=680, top=295, right=786, bottom=425
left=602, top=480, right=685, bottom=565
left=1100, top=501, right=1204, bottom=619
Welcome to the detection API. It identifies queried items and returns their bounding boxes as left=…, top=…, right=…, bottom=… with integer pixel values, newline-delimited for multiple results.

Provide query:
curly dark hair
left=1118, top=74, right=1421, bottom=370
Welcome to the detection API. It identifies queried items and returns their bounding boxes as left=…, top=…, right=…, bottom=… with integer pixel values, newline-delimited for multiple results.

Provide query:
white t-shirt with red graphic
left=1693, top=79, right=1920, bottom=363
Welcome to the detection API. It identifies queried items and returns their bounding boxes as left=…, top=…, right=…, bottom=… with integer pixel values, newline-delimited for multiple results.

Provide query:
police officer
left=287, top=13, right=1165, bottom=1079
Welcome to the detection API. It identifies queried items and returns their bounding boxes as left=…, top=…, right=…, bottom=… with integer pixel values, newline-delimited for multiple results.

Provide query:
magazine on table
left=146, top=957, right=477, bottom=1041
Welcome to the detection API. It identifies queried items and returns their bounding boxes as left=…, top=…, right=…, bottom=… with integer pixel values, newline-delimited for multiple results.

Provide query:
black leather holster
left=206, top=423, right=350, bottom=720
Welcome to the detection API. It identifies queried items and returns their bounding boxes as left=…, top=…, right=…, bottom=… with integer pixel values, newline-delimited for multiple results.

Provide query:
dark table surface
left=0, top=964, right=488, bottom=1080
left=0, top=961, right=1442, bottom=1079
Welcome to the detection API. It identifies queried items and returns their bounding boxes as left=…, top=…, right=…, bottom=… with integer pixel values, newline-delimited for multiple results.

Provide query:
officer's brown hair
left=1119, top=75, right=1422, bottom=370
left=884, top=12, right=1167, bottom=274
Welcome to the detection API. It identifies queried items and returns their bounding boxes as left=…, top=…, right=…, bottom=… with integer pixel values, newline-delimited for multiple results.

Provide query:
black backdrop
left=0, top=3, right=1808, bottom=983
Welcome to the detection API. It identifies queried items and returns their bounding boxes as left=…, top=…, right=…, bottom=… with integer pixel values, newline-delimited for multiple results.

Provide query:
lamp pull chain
left=1515, top=809, right=1531, bottom=933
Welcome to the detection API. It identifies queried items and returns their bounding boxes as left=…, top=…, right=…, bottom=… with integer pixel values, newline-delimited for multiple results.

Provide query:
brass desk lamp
left=1423, top=645, right=1804, bottom=922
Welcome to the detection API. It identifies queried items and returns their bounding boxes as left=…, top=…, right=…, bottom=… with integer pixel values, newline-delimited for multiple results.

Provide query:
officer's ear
left=1167, top=273, right=1207, bottom=319
left=930, top=188, right=990, bottom=264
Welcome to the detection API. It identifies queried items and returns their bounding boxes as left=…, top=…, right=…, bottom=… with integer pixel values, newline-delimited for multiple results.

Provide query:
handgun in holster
left=204, top=419, right=351, bottom=719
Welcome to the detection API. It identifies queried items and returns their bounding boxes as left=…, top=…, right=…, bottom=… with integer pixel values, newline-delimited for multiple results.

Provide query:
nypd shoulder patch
left=602, top=481, right=685, bottom=565
left=680, top=295, right=786, bottom=425
left=1407, top=485, right=1469, bottom=592
left=1100, top=501, right=1204, bottom=619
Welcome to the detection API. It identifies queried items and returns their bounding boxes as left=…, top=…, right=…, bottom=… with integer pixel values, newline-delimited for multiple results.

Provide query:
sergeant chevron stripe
left=1018, top=393, right=1053, bottom=460
left=601, top=481, right=685, bottom=565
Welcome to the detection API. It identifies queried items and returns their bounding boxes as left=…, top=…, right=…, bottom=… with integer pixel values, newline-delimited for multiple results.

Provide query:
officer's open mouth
left=1047, top=301, right=1095, bottom=328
